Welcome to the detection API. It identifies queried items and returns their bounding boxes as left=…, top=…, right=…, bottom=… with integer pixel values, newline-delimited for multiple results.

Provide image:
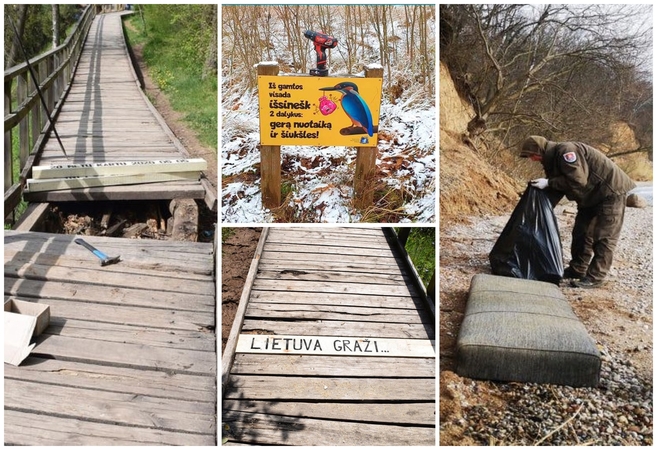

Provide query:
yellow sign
left=258, top=75, right=383, bottom=147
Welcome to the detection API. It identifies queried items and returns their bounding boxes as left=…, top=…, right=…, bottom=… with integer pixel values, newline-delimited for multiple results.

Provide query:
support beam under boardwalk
left=222, top=227, right=436, bottom=446
left=4, top=230, right=216, bottom=445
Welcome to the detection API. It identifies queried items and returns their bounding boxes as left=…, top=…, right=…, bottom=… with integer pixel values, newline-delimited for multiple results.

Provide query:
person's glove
left=530, top=178, right=549, bottom=189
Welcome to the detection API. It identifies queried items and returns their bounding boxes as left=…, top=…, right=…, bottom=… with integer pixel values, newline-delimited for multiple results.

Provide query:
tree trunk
left=52, top=5, right=60, bottom=49
left=6, top=5, right=29, bottom=69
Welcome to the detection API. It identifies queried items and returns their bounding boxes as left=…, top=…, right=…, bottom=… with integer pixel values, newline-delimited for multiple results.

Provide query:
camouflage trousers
left=570, top=194, right=627, bottom=282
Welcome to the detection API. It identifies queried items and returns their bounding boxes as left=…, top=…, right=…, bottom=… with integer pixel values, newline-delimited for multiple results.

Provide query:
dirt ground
left=221, top=228, right=262, bottom=355
left=439, top=200, right=653, bottom=445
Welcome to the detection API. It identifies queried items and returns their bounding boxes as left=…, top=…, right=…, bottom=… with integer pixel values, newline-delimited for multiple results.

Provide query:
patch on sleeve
left=563, top=151, right=577, bottom=163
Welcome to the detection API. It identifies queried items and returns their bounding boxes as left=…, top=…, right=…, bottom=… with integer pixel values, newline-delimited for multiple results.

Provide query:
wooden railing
left=4, top=5, right=95, bottom=221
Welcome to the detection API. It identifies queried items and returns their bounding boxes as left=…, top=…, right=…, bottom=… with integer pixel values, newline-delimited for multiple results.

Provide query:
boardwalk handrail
left=4, top=5, right=96, bottom=221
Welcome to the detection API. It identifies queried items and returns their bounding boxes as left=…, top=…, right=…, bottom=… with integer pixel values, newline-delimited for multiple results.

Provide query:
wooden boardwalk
left=4, top=230, right=216, bottom=445
left=222, top=227, right=435, bottom=446
left=26, top=11, right=207, bottom=203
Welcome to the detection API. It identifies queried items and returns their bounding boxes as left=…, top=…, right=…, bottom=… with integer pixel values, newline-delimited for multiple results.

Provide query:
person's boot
left=570, top=277, right=605, bottom=288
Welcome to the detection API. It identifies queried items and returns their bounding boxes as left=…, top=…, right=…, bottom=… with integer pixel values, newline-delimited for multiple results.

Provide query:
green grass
left=397, top=227, right=435, bottom=289
left=123, top=12, right=217, bottom=150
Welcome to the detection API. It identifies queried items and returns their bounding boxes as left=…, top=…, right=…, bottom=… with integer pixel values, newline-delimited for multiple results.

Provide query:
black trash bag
left=489, top=185, right=564, bottom=284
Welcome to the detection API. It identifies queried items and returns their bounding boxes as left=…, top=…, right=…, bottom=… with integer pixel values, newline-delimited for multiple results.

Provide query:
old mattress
left=456, top=274, right=600, bottom=387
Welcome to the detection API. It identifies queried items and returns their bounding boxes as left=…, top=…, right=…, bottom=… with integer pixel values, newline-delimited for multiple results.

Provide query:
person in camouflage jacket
left=520, top=135, right=636, bottom=288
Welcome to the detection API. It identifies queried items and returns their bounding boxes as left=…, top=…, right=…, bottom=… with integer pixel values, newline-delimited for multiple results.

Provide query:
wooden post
left=354, top=65, right=383, bottom=209
left=5, top=79, right=13, bottom=192
left=18, top=73, right=29, bottom=171
left=257, top=63, right=282, bottom=209
left=31, top=69, right=41, bottom=153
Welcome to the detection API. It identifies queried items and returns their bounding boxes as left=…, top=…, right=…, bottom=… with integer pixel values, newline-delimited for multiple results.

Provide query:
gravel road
left=440, top=192, right=653, bottom=445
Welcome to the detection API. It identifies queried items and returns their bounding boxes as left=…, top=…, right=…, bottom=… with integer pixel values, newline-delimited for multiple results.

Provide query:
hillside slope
left=439, top=62, right=520, bottom=226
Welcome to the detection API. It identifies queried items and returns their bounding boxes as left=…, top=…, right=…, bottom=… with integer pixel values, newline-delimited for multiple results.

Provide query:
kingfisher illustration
left=320, top=81, right=374, bottom=137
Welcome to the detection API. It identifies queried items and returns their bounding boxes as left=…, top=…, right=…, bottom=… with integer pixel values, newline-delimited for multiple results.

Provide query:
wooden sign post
left=355, top=65, right=383, bottom=209
left=256, top=62, right=383, bottom=212
left=257, top=63, right=282, bottom=209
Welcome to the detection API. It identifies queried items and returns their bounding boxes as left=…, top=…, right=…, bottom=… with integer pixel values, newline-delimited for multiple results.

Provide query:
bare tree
left=223, top=6, right=268, bottom=88
left=441, top=4, right=652, bottom=150
left=222, top=5, right=434, bottom=95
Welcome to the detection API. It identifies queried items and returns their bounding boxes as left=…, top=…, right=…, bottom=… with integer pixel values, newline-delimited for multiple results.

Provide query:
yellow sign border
left=258, top=75, right=383, bottom=147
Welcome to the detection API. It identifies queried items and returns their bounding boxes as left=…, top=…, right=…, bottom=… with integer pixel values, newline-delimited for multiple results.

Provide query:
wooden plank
left=5, top=356, right=215, bottom=402
left=42, top=318, right=215, bottom=351
left=26, top=171, right=200, bottom=192
left=5, top=230, right=212, bottom=254
left=33, top=334, right=216, bottom=375
left=236, top=335, right=435, bottom=357
left=264, top=242, right=395, bottom=258
left=242, top=319, right=434, bottom=339
left=33, top=158, right=207, bottom=179
left=223, top=400, right=435, bottom=426
left=245, top=303, right=429, bottom=323
left=5, top=279, right=212, bottom=311
left=231, top=353, right=434, bottom=377
left=4, top=296, right=213, bottom=331
left=257, top=260, right=402, bottom=275
left=4, top=259, right=214, bottom=295
left=11, top=202, right=51, bottom=231
left=250, top=290, right=427, bottom=309
left=265, top=227, right=383, bottom=235
left=267, top=228, right=389, bottom=240
left=256, top=268, right=406, bottom=285
left=260, top=251, right=401, bottom=266
left=222, top=411, right=435, bottom=446
left=37, top=153, right=185, bottom=162
left=252, top=279, right=414, bottom=297
left=5, top=230, right=213, bottom=259
left=266, top=232, right=390, bottom=247
left=24, top=182, right=205, bottom=202
left=5, top=378, right=215, bottom=435
left=53, top=120, right=161, bottom=129
left=5, top=410, right=215, bottom=446
left=225, top=375, right=434, bottom=401
left=5, top=249, right=212, bottom=279
left=263, top=233, right=391, bottom=248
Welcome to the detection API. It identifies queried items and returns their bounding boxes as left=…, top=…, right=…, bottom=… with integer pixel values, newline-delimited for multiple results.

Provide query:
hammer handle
left=75, top=238, right=108, bottom=260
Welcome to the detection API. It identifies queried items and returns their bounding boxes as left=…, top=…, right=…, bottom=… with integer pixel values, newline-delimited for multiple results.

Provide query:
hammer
left=75, top=238, right=121, bottom=266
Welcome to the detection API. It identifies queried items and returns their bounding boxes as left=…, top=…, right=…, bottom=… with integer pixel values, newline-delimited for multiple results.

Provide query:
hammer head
left=101, top=255, right=121, bottom=267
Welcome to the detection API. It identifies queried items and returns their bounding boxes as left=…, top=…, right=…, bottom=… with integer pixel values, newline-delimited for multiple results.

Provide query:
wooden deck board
left=223, top=400, right=435, bottom=426
left=27, top=11, right=208, bottom=202
left=5, top=411, right=215, bottom=446
left=222, top=227, right=435, bottom=446
left=4, top=230, right=216, bottom=445
left=222, top=412, right=435, bottom=446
